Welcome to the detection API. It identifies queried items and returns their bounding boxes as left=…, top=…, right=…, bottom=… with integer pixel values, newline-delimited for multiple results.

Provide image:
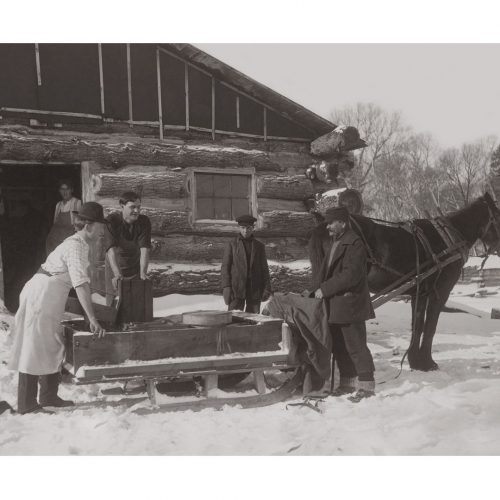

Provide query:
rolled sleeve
left=64, top=240, right=91, bottom=288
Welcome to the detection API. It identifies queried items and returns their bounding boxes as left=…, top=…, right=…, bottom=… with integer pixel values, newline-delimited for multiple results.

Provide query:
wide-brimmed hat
left=324, top=206, right=349, bottom=223
left=72, top=201, right=106, bottom=223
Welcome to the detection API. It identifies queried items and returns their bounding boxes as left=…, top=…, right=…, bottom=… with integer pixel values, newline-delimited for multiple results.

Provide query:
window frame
left=188, top=167, right=258, bottom=228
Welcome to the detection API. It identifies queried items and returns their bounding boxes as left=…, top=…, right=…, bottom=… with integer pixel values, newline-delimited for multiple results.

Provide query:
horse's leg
left=419, top=269, right=460, bottom=371
left=407, top=294, right=427, bottom=370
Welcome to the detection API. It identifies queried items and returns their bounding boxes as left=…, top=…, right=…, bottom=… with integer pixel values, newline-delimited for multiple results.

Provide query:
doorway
left=0, top=163, right=81, bottom=312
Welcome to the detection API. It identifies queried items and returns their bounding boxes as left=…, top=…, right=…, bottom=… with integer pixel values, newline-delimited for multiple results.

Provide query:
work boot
left=17, top=373, right=39, bottom=415
left=39, top=372, right=75, bottom=407
left=348, top=380, right=375, bottom=403
left=331, top=376, right=356, bottom=397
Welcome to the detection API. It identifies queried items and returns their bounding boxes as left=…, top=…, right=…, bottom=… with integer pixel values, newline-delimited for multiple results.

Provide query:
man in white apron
left=9, top=202, right=106, bottom=414
left=45, top=178, right=82, bottom=256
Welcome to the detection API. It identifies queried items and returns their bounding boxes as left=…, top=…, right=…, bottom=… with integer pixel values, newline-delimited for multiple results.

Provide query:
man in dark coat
left=314, top=206, right=376, bottom=402
left=221, top=215, right=272, bottom=313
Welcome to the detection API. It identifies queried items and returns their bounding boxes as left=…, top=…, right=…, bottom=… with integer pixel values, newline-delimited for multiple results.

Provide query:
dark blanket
left=265, top=293, right=332, bottom=393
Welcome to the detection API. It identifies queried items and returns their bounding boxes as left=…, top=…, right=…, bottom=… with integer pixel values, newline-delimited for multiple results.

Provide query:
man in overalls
left=105, top=191, right=152, bottom=299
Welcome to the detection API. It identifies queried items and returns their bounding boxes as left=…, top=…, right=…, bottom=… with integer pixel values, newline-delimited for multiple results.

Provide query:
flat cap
left=236, top=214, right=257, bottom=226
left=324, top=206, right=349, bottom=223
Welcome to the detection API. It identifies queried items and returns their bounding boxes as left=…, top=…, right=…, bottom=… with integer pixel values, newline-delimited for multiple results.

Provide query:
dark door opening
left=0, top=163, right=81, bottom=312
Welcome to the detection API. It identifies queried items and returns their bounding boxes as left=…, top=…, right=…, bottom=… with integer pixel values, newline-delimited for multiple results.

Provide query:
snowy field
left=1, top=283, right=500, bottom=455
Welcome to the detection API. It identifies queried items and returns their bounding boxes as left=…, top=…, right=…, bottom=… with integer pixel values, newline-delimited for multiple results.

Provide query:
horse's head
left=478, top=192, right=500, bottom=254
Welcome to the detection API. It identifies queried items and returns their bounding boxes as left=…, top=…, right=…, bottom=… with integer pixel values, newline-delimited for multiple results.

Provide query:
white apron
left=9, top=272, right=72, bottom=375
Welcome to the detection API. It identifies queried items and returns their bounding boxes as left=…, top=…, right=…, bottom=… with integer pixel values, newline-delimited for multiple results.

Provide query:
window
left=194, top=172, right=252, bottom=221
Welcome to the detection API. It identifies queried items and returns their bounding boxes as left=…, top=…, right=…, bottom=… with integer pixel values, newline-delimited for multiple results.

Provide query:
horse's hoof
left=420, top=362, right=439, bottom=372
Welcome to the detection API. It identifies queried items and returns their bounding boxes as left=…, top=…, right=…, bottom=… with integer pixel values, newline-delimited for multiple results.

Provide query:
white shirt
left=42, top=233, right=91, bottom=288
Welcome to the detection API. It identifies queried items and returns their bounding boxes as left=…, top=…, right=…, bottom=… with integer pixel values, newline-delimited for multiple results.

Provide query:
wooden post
left=146, top=379, right=157, bottom=406
left=0, top=231, right=4, bottom=306
left=34, top=43, right=42, bottom=86
left=211, top=76, right=215, bottom=141
left=236, top=96, right=240, bottom=129
left=253, top=369, right=266, bottom=395
left=184, top=63, right=189, bottom=131
left=126, top=44, right=133, bottom=127
left=98, top=43, right=105, bottom=115
left=156, top=48, right=164, bottom=140
left=263, top=107, right=267, bottom=141
left=204, top=373, right=218, bottom=397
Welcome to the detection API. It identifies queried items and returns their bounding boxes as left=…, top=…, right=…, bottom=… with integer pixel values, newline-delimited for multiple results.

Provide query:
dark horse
left=308, top=193, right=500, bottom=371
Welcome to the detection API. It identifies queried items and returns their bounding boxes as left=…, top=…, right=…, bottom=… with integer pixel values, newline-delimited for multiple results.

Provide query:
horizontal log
left=257, top=174, right=314, bottom=200
left=0, top=126, right=315, bottom=172
left=103, top=207, right=191, bottom=235
left=92, top=172, right=187, bottom=198
left=103, top=207, right=315, bottom=238
left=150, top=235, right=309, bottom=262
left=258, top=197, right=308, bottom=212
left=97, top=197, right=187, bottom=211
left=258, top=211, right=315, bottom=237
left=149, top=261, right=313, bottom=296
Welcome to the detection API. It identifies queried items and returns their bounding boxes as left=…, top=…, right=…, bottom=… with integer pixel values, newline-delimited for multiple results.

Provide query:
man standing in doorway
left=221, top=214, right=272, bottom=314
left=314, top=206, right=376, bottom=402
left=106, top=191, right=152, bottom=294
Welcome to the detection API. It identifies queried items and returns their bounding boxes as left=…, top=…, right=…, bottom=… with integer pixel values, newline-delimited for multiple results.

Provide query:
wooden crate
left=63, top=312, right=284, bottom=377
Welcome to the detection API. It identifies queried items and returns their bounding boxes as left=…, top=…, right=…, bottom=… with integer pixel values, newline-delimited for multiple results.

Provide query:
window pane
left=213, top=175, right=231, bottom=196
left=196, top=174, right=213, bottom=196
left=231, top=175, right=249, bottom=197
left=214, top=198, right=232, bottom=220
left=197, top=197, right=214, bottom=219
left=232, top=198, right=250, bottom=219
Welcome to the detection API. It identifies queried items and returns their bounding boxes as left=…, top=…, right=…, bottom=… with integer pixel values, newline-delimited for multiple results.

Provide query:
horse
left=307, top=193, right=500, bottom=371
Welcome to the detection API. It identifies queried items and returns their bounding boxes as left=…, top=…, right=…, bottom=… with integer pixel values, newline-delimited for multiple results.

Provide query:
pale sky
left=197, top=44, right=500, bottom=148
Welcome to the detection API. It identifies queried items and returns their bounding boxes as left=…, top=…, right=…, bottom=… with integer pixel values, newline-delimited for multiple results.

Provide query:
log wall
left=0, top=125, right=343, bottom=295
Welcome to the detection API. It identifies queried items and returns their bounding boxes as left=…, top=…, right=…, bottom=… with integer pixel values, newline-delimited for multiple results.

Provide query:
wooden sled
left=62, top=310, right=301, bottom=411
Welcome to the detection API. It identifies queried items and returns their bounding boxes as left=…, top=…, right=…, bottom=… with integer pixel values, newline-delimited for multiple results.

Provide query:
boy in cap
left=313, top=206, right=376, bottom=402
left=221, top=214, right=272, bottom=313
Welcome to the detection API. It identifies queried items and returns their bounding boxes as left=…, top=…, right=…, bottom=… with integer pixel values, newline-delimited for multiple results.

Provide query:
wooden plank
left=126, top=44, right=133, bottom=127
left=184, top=62, right=189, bottom=131
left=263, top=107, right=267, bottom=141
left=156, top=48, right=164, bottom=140
left=98, top=44, right=105, bottom=115
left=70, top=321, right=282, bottom=371
left=0, top=232, right=4, bottom=305
left=211, top=76, right=216, bottom=141
left=236, top=96, right=240, bottom=129
left=1, top=107, right=102, bottom=120
left=258, top=198, right=307, bottom=213
left=34, top=43, right=42, bottom=86
left=253, top=369, right=266, bottom=395
left=146, top=379, right=157, bottom=405
left=78, top=352, right=291, bottom=379
left=204, top=373, right=218, bottom=397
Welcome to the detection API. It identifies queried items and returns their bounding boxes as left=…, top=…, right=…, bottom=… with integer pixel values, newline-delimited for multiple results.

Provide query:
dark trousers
left=18, top=372, right=60, bottom=414
left=330, top=322, right=375, bottom=382
left=229, top=299, right=261, bottom=314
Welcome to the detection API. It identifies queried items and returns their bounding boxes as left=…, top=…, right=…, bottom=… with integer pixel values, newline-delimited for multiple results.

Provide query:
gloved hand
left=223, top=287, right=233, bottom=305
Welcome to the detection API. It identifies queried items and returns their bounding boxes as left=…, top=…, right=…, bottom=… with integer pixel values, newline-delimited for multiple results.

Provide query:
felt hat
left=324, top=206, right=349, bottom=223
left=72, top=201, right=106, bottom=223
left=236, top=214, right=257, bottom=226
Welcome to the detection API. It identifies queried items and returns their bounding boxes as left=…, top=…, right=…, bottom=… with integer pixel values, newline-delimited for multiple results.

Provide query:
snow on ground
left=1, top=287, right=500, bottom=455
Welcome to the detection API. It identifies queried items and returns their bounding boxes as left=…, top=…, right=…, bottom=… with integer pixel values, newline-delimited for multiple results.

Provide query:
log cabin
left=0, top=43, right=361, bottom=310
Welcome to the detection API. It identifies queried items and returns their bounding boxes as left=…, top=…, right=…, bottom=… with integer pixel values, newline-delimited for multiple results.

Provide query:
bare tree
left=436, top=136, right=497, bottom=209
left=331, top=102, right=408, bottom=192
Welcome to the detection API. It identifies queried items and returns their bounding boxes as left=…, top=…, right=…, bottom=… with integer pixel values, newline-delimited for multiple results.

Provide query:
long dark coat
left=317, top=228, right=375, bottom=324
left=221, top=237, right=272, bottom=301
